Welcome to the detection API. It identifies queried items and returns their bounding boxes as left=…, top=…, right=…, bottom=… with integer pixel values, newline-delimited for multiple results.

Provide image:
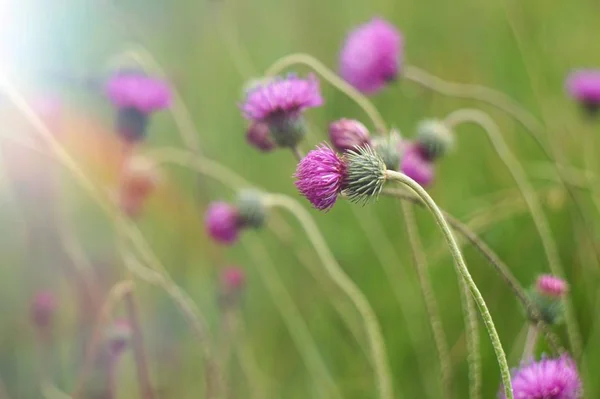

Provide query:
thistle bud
left=328, top=119, right=371, bottom=152
left=372, top=130, right=401, bottom=171
left=236, top=189, right=267, bottom=229
left=343, top=145, right=386, bottom=205
left=415, top=119, right=454, bottom=160
left=106, top=319, right=132, bottom=356
left=246, top=122, right=275, bottom=152
left=31, top=291, right=56, bottom=330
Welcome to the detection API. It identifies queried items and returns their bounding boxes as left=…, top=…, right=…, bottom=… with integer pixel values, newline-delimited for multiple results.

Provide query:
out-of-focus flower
left=329, top=118, right=371, bottom=152
left=400, top=142, right=434, bottom=186
left=205, top=202, right=242, bottom=245
left=566, top=69, right=600, bottom=114
left=107, top=319, right=132, bottom=356
left=241, top=74, right=323, bottom=148
left=536, top=274, right=569, bottom=298
left=246, top=121, right=276, bottom=152
left=499, top=355, right=582, bottom=399
left=339, top=17, right=403, bottom=94
left=105, top=71, right=172, bottom=141
left=415, top=119, right=454, bottom=160
left=31, top=291, right=56, bottom=330
left=118, top=155, right=160, bottom=218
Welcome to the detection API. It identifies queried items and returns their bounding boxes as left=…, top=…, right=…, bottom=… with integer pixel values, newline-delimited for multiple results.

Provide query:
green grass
left=1, top=0, right=600, bottom=397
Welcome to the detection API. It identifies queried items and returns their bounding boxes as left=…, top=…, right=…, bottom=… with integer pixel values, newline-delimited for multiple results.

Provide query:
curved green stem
left=385, top=170, right=513, bottom=399
left=400, top=202, right=452, bottom=399
left=263, top=194, right=393, bottom=399
left=458, top=278, right=481, bottom=399
left=382, top=188, right=563, bottom=353
left=444, top=108, right=582, bottom=358
left=0, top=74, right=219, bottom=398
left=241, top=235, right=343, bottom=399
left=264, top=53, right=387, bottom=134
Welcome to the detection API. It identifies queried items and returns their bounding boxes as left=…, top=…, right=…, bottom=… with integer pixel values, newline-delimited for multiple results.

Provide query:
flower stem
left=458, top=277, right=481, bottom=399
left=264, top=53, right=387, bottom=134
left=444, top=108, right=581, bottom=359
left=384, top=170, right=513, bottom=399
left=400, top=202, right=452, bottom=399
left=382, top=187, right=563, bottom=353
left=263, top=194, right=393, bottom=399
left=521, top=324, right=538, bottom=362
left=241, top=234, right=343, bottom=399
left=123, top=290, right=155, bottom=399
left=404, top=64, right=600, bottom=273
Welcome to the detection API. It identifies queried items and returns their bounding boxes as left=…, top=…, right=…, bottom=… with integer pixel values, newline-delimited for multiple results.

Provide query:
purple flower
left=339, top=18, right=403, bottom=94
left=106, top=72, right=172, bottom=142
left=31, top=291, right=56, bottom=329
left=566, top=70, right=600, bottom=111
left=241, top=74, right=323, bottom=122
left=536, top=274, right=568, bottom=297
left=401, top=143, right=434, bottom=186
left=329, top=119, right=372, bottom=152
left=295, top=145, right=347, bottom=211
left=106, top=72, right=172, bottom=113
left=205, top=202, right=241, bottom=245
left=246, top=121, right=276, bottom=152
left=499, top=355, right=582, bottom=399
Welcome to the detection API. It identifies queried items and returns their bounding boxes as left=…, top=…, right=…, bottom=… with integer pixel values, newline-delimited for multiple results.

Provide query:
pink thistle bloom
left=499, top=355, right=582, bottom=399
left=566, top=69, right=600, bottom=110
left=329, top=118, right=371, bottom=152
left=339, top=17, right=403, bottom=94
left=536, top=274, right=569, bottom=297
left=105, top=72, right=172, bottom=114
left=220, top=266, right=246, bottom=292
left=246, top=121, right=276, bottom=152
left=205, top=202, right=241, bottom=245
left=400, top=142, right=434, bottom=186
left=241, top=74, right=323, bottom=122
left=294, top=145, right=347, bottom=211
left=31, top=291, right=56, bottom=329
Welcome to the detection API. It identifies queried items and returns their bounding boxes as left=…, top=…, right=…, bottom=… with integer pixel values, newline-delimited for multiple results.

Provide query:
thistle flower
left=536, top=274, right=569, bottom=297
left=415, top=119, right=454, bottom=160
left=329, top=119, right=371, bottom=152
left=499, top=355, right=582, bottom=399
left=566, top=69, right=600, bottom=114
left=105, top=71, right=172, bottom=142
left=295, top=145, right=348, bottom=211
left=400, top=142, right=434, bottom=186
left=246, top=121, right=276, bottom=152
left=118, top=155, right=160, bottom=218
left=339, top=17, right=403, bottom=94
left=294, top=144, right=386, bottom=210
left=241, top=74, right=323, bottom=148
left=205, top=202, right=242, bottom=245
left=31, top=291, right=56, bottom=330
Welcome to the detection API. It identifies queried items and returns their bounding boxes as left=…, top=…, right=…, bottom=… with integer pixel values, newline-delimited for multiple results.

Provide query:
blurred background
left=0, top=0, right=599, bottom=397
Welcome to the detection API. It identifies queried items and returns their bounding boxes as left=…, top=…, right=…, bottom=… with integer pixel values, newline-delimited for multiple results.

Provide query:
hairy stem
left=264, top=194, right=393, bottom=399
left=385, top=170, right=513, bottom=399
left=444, top=108, right=581, bottom=358
left=521, top=324, right=538, bottom=362
left=382, top=187, right=562, bottom=353
left=264, top=53, right=387, bottom=134
left=123, top=291, right=155, bottom=399
left=458, top=278, right=481, bottom=399
left=242, top=235, right=343, bottom=399
left=400, top=202, right=452, bottom=399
